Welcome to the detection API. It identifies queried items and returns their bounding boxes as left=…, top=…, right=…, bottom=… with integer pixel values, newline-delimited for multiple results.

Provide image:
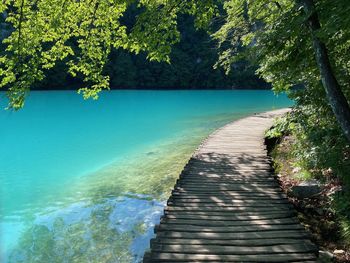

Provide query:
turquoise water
left=0, top=90, right=292, bottom=262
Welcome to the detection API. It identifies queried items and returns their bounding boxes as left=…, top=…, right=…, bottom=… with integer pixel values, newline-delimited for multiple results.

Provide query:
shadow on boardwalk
left=143, top=109, right=318, bottom=262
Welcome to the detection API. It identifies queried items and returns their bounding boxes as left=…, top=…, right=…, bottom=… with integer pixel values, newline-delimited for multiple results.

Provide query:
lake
left=0, top=90, right=292, bottom=262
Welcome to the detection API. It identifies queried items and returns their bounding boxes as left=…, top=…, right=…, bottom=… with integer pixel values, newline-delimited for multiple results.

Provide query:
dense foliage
left=0, top=0, right=219, bottom=109
left=0, top=0, right=264, bottom=108
left=216, top=0, right=350, bottom=208
left=30, top=14, right=265, bottom=91
left=214, top=0, right=350, bottom=140
left=267, top=108, right=350, bottom=245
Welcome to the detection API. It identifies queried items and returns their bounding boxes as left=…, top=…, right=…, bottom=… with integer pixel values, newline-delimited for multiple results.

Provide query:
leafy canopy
left=1, top=0, right=349, bottom=112
left=214, top=0, right=349, bottom=93
left=0, top=0, right=218, bottom=109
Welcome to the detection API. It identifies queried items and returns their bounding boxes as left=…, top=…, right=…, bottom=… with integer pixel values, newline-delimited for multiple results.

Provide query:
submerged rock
left=290, top=179, right=322, bottom=199
left=333, top=249, right=345, bottom=255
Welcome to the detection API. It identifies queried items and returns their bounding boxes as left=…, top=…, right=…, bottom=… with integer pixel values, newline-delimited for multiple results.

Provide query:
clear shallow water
left=0, top=90, right=292, bottom=262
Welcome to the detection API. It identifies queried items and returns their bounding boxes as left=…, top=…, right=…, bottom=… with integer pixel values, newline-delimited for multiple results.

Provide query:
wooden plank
left=177, top=180, right=278, bottom=186
left=174, top=184, right=281, bottom=190
left=189, top=158, right=271, bottom=164
left=151, top=243, right=317, bottom=255
left=180, top=175, right=274, bottom=180
left=195, top=152, right=270, bottom=156
left=192, top=156, right=269, bottom=161
left=170, top=196, right=288, bottom=202
left=177, top=181, right=279, bottom=187
left=186, top=163, right=272, bottom=169
left=155, top=223, right=304, bottom=233
left=168, top=198, right=290, bottom=206
left=180, top=176, right=274, bottom=181
left=173, top=188, right=283, bottom=194
left=160, top=217, right=299, bottom=226
left=184, top=167, right=272, bottom=172
left=151, top=238, right=312, bottom=246
left=168, top=197, right=289, bottom=204
left=146, top=259, right=317, bottom=262
left=147, top=252, right=317, bottom=262
left=182, top=169, right=273, bottom=174
left=180, top=172, right=274, bottom=178
left=179, top=178, right=276, bottom=183
left=164, top=206, right=291, bottom=213
left=163, top=212, right=297, bottom=221
left=188, top=158, right=271, bottom=163
left=155, top=230, right=310, bottom=240
left=171, top=191, right=288, bottom=199
left=173, top=188, right=282, bottom=194
left=201, top=146, right=266, bottom=150
left=167, top=202, right=292, bottom=209
left=181, top=173, right=273, bottom=178
left=175, top=184, right=280, bottom=191
left=193, top=153, right=270, bottom=157
left=164, top=210, right=295, bottom=217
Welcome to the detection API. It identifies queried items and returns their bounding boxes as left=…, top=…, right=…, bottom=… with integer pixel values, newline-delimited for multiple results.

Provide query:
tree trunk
left=300, top=0, right=350, bottom=142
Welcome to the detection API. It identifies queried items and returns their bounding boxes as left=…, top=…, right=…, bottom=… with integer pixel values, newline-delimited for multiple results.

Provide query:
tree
left=0, top=0, right=218, bottom=109
left=299, top=0, right=350, bottom=142
left=213, top=0, right=350, bottom=141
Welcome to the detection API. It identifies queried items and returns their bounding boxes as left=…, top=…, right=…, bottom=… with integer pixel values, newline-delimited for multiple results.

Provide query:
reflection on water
left=4, top=129, right=208, bottom=263
left=9, top=195, right=164, bottom=263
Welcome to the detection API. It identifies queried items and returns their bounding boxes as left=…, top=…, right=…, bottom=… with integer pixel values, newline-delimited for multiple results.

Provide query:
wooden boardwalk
left=143, top=109, right=318, bottom=262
